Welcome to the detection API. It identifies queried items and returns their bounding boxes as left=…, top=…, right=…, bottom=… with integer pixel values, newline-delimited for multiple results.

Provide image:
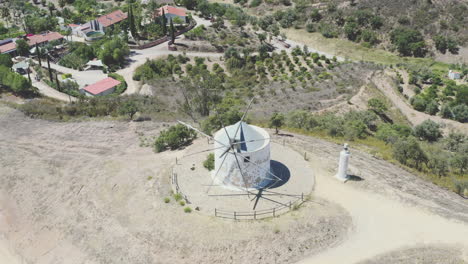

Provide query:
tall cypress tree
left=35, top=43, right=41, bottom=67
left=55, top=73, right=60, bottom=91
left=129, top=4, right=138, bottom=40
left=161, top=9, right=167, bottom=35
left=46, top=54, right=52, bottom=82
left=170, top=18, right=175, bottom=44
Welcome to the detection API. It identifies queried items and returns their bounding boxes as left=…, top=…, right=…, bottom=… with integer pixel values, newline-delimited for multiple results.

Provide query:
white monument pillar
left=335, top=143, right=350, bottom=182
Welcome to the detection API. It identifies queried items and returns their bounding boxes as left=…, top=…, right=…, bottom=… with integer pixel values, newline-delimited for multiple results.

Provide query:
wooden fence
left=214, top=195, right=305, bottom=220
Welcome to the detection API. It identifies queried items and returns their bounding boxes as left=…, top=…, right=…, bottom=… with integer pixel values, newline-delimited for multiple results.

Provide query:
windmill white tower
left=178, top=98, right=296, bottom=210
left=213, top=121, right=271, bottom=189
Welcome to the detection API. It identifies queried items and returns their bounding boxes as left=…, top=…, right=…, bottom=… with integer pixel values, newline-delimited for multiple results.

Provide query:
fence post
left=176, top=157, right=178, bottom=165
left=283, top=139, right=285, bottom=146
left=304, top=152, right=307, bottom=160
left=289, top=201, right=292, bottom=209
left=234, top=211, right=237, bottom=220
left=301, top=193, right=304, bottom=201
left=273, top=208, right=275, bottom=217
left=254, top=211, right=256, bottom=220
left=215, top=208, right=217, bottom=217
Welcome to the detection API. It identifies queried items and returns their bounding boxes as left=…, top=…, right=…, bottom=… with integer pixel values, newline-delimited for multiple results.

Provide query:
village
left=0, top=0, right=467, bottom=263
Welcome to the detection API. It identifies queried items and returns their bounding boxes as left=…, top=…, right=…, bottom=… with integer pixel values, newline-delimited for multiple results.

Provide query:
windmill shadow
left=347, top=175, right=364, bottom=181
left=255, top=160, right=290, bottom=189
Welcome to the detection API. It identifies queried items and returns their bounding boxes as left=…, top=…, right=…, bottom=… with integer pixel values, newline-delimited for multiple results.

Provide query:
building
left=81, top=77, right=121, bottom=96
left=448, top=70, right=461, bottom=80
left=154, top=5, right=187, bottom=24
left=0, top=39, right=17, bottom=55
left=213, top=121, right=271, bottom=188
left=94, top=10, right=128, bottom=32
left=27, top=32, right=64, bottom=46
left=12, top=61, right=29, bottom=74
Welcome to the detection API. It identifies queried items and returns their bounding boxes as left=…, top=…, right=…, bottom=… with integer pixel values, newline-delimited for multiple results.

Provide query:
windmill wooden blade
left=228, top=151, right=283, bottom=184
left=178, top=120, right=229, bottom=148
left=233, top=151, right=252, bottom=198
left=206, top=152, right=229, bottom=194
left=184, top=145, right=227, bottom=157
left=232, top=97, right=254, bottom=140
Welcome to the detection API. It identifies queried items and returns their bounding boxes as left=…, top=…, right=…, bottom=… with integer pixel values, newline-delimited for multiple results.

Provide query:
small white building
left=213, top=121, right=270, bottom=189
left=448, top=70, right=461, bottom=80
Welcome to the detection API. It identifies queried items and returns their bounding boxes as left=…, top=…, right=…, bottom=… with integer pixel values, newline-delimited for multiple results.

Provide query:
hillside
left=227, top=0, right=467, bottom=62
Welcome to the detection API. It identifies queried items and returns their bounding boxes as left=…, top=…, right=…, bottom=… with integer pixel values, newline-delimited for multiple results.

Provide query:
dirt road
left=371, top=71, right=468, bottom=134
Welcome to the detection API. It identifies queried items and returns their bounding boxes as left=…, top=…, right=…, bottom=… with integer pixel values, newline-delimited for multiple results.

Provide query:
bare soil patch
left=0, top=106, right=349, bottom=264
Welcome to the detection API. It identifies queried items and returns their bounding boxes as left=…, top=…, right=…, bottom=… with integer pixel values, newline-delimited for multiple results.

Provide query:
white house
left=213, top=121, right=271, bottom=189
left=448, top=70, right=461, bottom=80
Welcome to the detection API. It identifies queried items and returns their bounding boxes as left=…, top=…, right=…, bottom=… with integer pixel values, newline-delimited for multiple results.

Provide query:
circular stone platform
left=173, top=138, right=315, bottom=218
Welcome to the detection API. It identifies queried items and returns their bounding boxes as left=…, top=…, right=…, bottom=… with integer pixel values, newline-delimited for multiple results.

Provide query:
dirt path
left=297, top=163, right=468, bottom=264
left=371, top=71, right=468, bottom=134
left=31, top=72, right=76, bottom=102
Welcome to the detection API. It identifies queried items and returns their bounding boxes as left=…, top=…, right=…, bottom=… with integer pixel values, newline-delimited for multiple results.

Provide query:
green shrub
left=154, top=124, right=197, bottom=152
left=203, top=153, right=215, bottom=171
left=164, top=197, right=170, bottom=203
left=174, top=193, right=183, bottom=201
left=184, top=207, right=192, bottom=213
left=179, top=200, right=186, bottom=206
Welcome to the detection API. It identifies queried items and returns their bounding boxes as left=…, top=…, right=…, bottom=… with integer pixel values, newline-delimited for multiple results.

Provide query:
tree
left=154, top=124, right=197, bottom=152
left=128, top=3, right=139, bottom=40
left=413, top=120, right=442, bottom=142
left=425, top=100, right=439, bottom=115
left=160, top=9, right=167, bottom=35
left=410, top=95, right=427, bottom=112
left=0, top=54, right=12, bottom=68
left=15, top=39, right=30, bottom=56
left=46, top=54, right=53, bottom=81
left=170, top=18, right=175, bottom=44
left=118, top=101, right=138, bottom=119
left=55, top=73, right=60, bottom=91
left=344, top=22, right=360, bottom=41
left=269, top=112, right=285, bottom=134
left=99, top=37, right=130, bottom=68
left=393, top=137, right=427, bottom=170
left=310, top=8, right=322, bottom=22
left=182, top=0, right=198, bottom=10
left=452, top=104, right=468, bottom=123
left=35, top=43, right=42, bottom=67
left=390, top=27, right=426, bottom=57
left=367, top=98, right=387, bottom=114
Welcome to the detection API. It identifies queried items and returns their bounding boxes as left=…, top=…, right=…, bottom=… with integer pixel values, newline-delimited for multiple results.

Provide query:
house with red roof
left=94, top=10, right=128, bottom=32
left=27, top=32, right=64, bottom=46
left=82, top=77, right=121, bottom=96
left=154, top=5, right=187, bottom=24
left=0, top=39, right=17, bottom=55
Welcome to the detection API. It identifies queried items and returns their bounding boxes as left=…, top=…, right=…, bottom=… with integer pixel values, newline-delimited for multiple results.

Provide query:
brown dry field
left=0, top=104, right=467, bottom=263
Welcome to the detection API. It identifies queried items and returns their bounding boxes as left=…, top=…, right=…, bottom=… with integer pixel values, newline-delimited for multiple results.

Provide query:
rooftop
left=83, top=77, right=121, bottom=95
left=27, top=32, right=64, bottom=45
left=0, top=42, right=16, bottom=54
left=97, top=10, right=128, bottom=27
left=155, top=5, right=187, bottom=17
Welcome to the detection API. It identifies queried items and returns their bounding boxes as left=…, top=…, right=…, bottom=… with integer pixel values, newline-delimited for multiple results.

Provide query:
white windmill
left=179, top=99, right=299, bottom=210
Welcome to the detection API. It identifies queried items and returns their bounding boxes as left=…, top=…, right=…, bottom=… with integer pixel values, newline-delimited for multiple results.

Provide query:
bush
left=413, top=120, right=442, bottom=142
left=107, top=73, right=127, bottom=94
left=179, top=200, right=186, bottom=206
left=184, top=207, right=192, bottom=213
left=410, top=96, right=427, bottom=111
left=393, top=137, right=427, bottom=170
left=154, top=124, right=197, bottom=152
left=203, top=153, right=215, bottom=171
left=452, top=104, right=468, bottom=123
left=173, top=193, right=182, bottom=201
left=164, top=197, right=170, bottom=203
